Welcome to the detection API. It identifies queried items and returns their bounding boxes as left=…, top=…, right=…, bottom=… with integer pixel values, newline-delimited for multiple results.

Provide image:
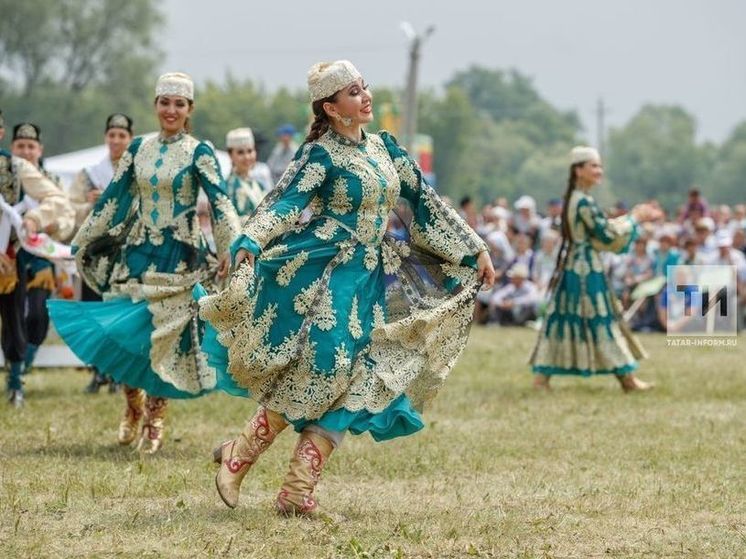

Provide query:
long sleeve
left=14, top=157, right=75, bottom=241
left=576, top=195, right=638, bottom=254
left=231, top=142, right=330, bottom=258
left=72, top=137, right=141, bottom=293
left=69, top=169, right=94, bottom=228
left=192, top=142, right=240, bottom=256
left=379, top=132, right=486, bottom=268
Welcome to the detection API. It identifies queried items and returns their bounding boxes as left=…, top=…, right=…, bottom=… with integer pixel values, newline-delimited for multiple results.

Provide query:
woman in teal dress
left=196, top=60, right=496, bottom=515
left=224, top=127, right=267, bottom=224
left=529, top=146, right=660, bottom=391
left=48, top=73, right=240, bottom=453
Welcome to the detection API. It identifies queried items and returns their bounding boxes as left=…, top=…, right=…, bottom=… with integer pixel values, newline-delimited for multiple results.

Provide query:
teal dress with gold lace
left=225, top=172, right=266, bottom=225
left=530, top=188, right=647, bottom=376
left=196, top=129, right=487, bottom=441
left=48, top=133, right=240, bottom=398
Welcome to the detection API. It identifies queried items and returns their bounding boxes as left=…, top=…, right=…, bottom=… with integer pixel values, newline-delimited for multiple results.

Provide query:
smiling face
left=155, top=95, right=192, bottom=135
left=11, top=138, right=43, bottom=167
left=229, top=145, right=256, bottom=176
left=323, top=78, right=373, bottom=126
left=574, top=158, right=604, bottom=188
left=105, top=128, right=132, bottom=162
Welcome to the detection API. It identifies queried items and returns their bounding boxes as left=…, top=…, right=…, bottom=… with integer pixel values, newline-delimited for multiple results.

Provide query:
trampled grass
left=1, top=327, right=745, bottom=558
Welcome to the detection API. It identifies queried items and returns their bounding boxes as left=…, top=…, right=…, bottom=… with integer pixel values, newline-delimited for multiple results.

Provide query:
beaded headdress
left=155, top=72, right=194, bottom=101
left=307, top=60, right=362, bottom=102
left=13, top=123, right=40, bottom=142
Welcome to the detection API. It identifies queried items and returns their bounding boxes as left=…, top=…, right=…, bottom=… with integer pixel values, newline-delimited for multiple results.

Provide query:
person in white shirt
left=490, top=263, right=540, bottom=326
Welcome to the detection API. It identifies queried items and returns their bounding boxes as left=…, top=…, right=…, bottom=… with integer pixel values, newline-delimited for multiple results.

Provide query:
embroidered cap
left=106, top=113, right=133, bottom=134
left=226, top=127, right=255, bottom=149
left=570, top=145, right=601, bottom=165
left=307, top=60, right=362, bottom=102
left=13, top=122, right=41, bottom=142
left=155, top=72, right=194, bottom=101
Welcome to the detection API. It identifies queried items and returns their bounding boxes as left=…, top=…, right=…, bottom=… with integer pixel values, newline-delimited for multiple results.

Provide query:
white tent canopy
left=45, top=133, right=233, bottom=189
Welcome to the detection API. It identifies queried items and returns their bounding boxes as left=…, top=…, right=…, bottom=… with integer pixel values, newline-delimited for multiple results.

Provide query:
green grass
left=1, top=327, right=745, bottom=558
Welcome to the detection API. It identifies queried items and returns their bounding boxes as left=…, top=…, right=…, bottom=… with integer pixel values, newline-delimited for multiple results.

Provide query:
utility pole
left=596, top=97, right=607, bottom=158
left=401, top=23, right=435, bottom=152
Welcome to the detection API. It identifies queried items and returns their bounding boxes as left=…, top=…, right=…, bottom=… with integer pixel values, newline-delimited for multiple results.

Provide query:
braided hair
left=305, top=93, right=338, bottom=142
left=547, top=162, right=583, bottom=293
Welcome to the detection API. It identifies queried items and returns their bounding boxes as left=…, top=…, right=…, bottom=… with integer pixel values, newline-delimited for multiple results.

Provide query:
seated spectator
left=489, top=264, right=540, bottom=326
left=539, top=198, right=563, bottom=237
left=694, top=217, right=717, bottom=263
left=623, top=236, right=654, bottom=306
left=652, top=233, right=681, bottom=277
left=507, top=232, right=535, bottom=280
left=459, top=196, right=480, bottom=230
left=512, top=195, right=541, bottom=241
left=532, top=229, right=558, bottom=297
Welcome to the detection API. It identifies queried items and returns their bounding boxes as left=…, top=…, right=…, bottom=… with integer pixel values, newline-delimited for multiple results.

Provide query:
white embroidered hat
left=570, top=145, right=601, bottom=165
left=307, top=60, right=362, bottom=102
left=226, top=127, right=255, bottom=149
left=155, top=72, right=194, bottom=101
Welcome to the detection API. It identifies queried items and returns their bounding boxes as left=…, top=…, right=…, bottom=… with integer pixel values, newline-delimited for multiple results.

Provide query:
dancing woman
left=224, top=127, right=267, bottom=224
left=529, top=146, right=660, bottom=391
left=197, top=60, right=496, bottom=514
left=49, top=73, right=240, bottom=452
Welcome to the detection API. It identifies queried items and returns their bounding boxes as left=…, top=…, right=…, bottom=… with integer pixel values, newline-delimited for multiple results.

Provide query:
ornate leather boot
left=275, top=430, right=335, bottom=517
left=118, top=386, right=146, bottom=445
left=215, top=407, right=289, bottom=509
left=137, top=396, right=168, bottom=454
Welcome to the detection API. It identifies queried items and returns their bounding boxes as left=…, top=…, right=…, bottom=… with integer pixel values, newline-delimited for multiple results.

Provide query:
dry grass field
left=1, top=327, right=745, bottom=558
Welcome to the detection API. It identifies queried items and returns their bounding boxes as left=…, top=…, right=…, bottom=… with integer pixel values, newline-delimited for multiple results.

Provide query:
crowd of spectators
left=449, top=188, right=746, bottom=331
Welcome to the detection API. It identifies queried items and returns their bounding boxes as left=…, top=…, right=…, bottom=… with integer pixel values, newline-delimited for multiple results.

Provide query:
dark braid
left=547, top=163, right=581, bottom=293
left=305, top=94, right=338, bottom=142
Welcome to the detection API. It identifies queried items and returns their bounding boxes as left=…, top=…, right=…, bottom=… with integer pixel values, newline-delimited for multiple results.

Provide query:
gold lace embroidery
left=330, top=177, right=353, bottom=215
left=195, top=153, right=222, bottom=187
left=313, top=219, right=339, bottom=241
left=276, top=251, right=308, bottom=287
left=364, top=245, right=379, bottom=271
left=348, top=295, right=362, bottom=339
left=296, top=162, right=327, bottom=193
left=112, top=150, right=133, bottom=183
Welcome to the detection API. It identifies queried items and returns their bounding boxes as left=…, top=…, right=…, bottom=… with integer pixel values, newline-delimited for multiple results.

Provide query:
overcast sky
left=162, top=0, right=745, bottom=143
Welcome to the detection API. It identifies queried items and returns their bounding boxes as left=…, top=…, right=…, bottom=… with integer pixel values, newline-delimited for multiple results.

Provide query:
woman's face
left=325, top=78, right=373, bottom=126
left=156, top=95, right=192, bottom=135
left=105, top=128, right=132, bottom=161
left=230, top=146, right=256, bottom=175
left=575, top=159, right=604, bottom=187
left=11, top=139, right=42, bottom=167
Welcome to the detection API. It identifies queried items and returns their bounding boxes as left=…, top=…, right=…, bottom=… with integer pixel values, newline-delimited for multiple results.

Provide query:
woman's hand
left=217, top=252, right=230, bottom=279
left=631, top=203, right=663, bottom=223
left=234, top=248, right=255, bottom=269
left=477, top=251, right=496, bottom=290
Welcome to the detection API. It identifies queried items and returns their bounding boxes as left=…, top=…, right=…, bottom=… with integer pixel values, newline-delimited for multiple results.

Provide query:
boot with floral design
left=117, top=386, right=145, bottom=445
left=137, top=396, right=168, bottom=454
left=275, top=430, right=335, bottom=516
left=214, top=407, right=289, bottom=509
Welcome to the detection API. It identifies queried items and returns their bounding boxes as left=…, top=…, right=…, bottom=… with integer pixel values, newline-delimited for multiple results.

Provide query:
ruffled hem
left=195, top=283, right=424, bottom=441
left=532, top=362, right=638, bottom=377
left=47, top=298, right=208, bottom=399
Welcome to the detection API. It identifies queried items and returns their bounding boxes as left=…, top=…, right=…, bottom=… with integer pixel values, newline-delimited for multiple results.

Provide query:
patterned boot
left=118, top=386, right=145, bottom=445
left=275, top=430, right=335, bottom=517
left=214, top=407, right=289, bottom=509
left=136, top=396, right=168, bottom=454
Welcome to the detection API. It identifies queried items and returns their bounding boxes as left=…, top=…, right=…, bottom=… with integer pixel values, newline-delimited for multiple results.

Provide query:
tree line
left=1, top=0, right=743, bottom=211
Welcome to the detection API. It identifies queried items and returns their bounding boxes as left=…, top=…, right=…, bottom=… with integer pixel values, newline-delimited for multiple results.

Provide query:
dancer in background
left=0, top=115, right=74, bottom=407
left=224, top=128, right=267, bottom=224
left=69, top=113, right=134, bottom=393
left=530, top=146, right=660, bottom=391
left=49, top=73, right=240, bottom=452
left=197, top=60, right=495, bottom=515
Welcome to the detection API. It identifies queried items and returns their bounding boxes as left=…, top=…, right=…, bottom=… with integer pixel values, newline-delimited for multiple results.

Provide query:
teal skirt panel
left=47, top=297, right=209, bottom=399
left=194, top=284, right=424, bottom=442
